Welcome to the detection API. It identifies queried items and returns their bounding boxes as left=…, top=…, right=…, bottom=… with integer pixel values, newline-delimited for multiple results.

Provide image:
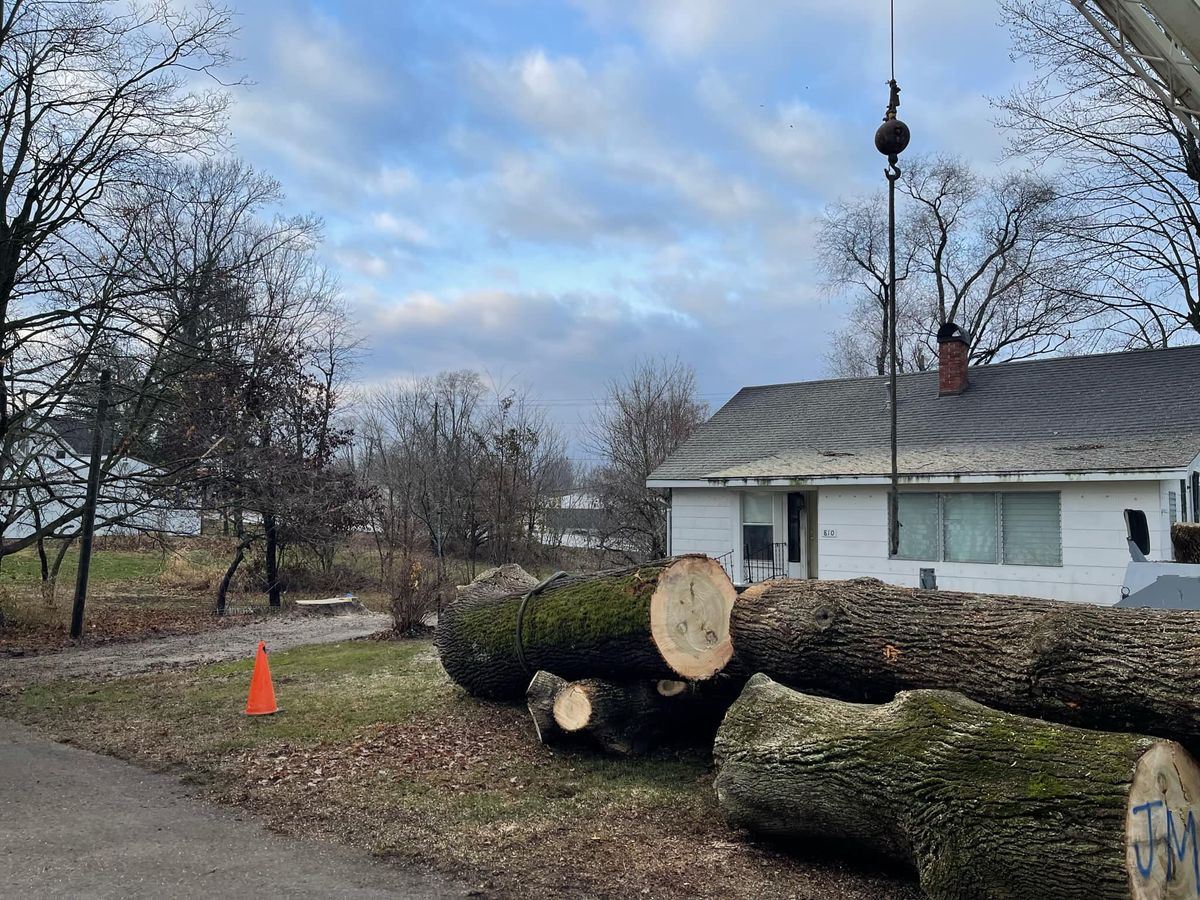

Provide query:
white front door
left=787, top=493, right=807, bottom=578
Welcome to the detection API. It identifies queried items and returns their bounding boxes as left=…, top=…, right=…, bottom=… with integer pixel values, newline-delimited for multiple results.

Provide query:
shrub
left=388, top=556, right=446, bottom=636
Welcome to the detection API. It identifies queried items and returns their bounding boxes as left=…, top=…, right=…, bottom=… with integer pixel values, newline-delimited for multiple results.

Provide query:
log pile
left=525, top=669, right=731, bottom=754
left=436, top=556, right=737, bottom=701
left=437, top=566, right=1200, bottom=897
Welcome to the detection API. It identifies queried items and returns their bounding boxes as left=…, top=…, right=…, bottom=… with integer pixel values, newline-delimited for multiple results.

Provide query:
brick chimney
left=937, top=322, right=970, bottom=396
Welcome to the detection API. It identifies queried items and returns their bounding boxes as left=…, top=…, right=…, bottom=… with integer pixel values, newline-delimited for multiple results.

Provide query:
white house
left=648, top=327, right=1200, bottom=605
left=3, top=418, right=200, bottom=541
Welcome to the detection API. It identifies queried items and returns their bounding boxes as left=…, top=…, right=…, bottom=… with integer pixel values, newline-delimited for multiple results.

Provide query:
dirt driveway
left=0, top=611, right=390, bottom=686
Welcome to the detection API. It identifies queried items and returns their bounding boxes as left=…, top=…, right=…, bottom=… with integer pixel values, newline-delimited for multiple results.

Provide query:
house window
left=943, top=493, right=999, bottom=563
left=742, top=493, right=774, bottom=561
left=1170, top=491, right=1179, bottom=525
left=1001, top=493, right=1062, bottom=566
left=896, top=493, right=939, bottom=561
left=892, top=491, right=1062, bottom=567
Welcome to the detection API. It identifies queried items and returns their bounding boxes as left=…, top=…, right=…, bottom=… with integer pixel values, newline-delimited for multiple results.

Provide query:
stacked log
left=437, top=556, right=737, bottom=701
left=525, top=670, right=730, bottom=754
left=714, top=674, right=1200, bottom=900
left=730, top=577, right=1200, bottom=749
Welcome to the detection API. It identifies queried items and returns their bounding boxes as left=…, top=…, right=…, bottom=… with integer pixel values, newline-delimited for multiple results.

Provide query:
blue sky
left=223, top=0, right=1032, bottom=455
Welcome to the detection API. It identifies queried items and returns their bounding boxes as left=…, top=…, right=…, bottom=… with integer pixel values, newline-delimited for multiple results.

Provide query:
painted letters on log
left=714, top=675, right=1200, bottom=900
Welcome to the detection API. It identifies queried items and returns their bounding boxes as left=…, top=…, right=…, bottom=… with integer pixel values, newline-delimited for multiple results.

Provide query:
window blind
left=1001, top=492, right=1062, bottom=566
left=896, top=493, right=939, bottom=561
left=743, top=493, right=773, bottom=525
left=943, top=493, right=998, bottom=563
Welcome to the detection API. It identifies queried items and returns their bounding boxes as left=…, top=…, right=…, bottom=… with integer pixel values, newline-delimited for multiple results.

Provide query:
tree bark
left=525, top=670, right=723, bottom=754
left=436, top=556, right=736, bottom=701
left=715, top=674, right=1200, bottom=900
left=455, top=563, right=537, bottom=604
left=217, top=535, right=254, bottom=616
left=732, top=577, right=1200, bottom=751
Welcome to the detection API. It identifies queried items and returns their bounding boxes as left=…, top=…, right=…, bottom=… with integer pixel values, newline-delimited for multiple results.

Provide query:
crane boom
left=1070, top=0, right=1200, bottom=139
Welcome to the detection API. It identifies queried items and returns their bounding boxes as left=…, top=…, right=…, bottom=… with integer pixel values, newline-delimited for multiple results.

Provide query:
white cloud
left=370, top=211, right=433, bottom=246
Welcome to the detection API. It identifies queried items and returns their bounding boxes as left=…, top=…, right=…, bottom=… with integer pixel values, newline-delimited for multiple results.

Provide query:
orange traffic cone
left=245, top=640, right=279, bottom=716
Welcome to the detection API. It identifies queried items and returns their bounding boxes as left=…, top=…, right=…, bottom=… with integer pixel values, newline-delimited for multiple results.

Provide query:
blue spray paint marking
left=1133, top=801, right=1164, bottom=878
left=1166, top=808, right=1200, bottom=888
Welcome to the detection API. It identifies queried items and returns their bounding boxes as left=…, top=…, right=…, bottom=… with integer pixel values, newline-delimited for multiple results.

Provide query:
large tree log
left=715, top=674, right=1200, bottom=900
left=436, top=557, right=736, bottom=700
left=525, top=670, right=720, bottom=754
left=455, top=564, right=537, bottom=603
left=732, top=577, right=1200, bottom=750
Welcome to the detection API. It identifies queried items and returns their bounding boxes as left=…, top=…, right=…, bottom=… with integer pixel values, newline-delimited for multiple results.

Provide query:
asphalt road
left=0, top=719, right=465, bottom=899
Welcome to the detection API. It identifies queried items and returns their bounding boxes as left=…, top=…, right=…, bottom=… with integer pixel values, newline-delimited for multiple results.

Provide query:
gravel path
left=0, top=612, right=391, bottom=685
left=0, top=718, right=465, bottom=899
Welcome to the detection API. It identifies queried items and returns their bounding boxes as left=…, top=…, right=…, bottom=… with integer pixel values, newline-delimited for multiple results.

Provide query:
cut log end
left=656, top=679, right=687, bottom=697
left=553, top=683, right=592, bottom=732
left=1127, top=742, right=1200, bottom=899
left=649, top=556, right=736, bottom=680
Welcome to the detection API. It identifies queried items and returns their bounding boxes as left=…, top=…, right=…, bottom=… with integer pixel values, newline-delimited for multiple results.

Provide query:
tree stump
left=731, top=577, right=1200, bottom=750
left=436, top=557, right=736, bottom=700
left=715, top=674, right=1200, bottom=900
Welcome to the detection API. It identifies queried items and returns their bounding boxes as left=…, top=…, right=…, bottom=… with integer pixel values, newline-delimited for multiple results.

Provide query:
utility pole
left=70, top=370, right=112, bottom=640
left=875, top=2, right=910, bottom=559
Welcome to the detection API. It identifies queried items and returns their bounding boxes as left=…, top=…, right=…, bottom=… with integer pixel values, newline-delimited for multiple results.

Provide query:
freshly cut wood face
left=553, top=683, right=592, bottom=732
left=656, top=679, right=687, bottom=697
left=1127, top=742, right=1200, bottom=899
left=649, top=556, right=736, bottom=679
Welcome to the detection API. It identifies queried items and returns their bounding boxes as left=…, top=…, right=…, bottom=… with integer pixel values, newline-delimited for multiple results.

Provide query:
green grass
left=0, top=638, right=915, bottom=899
left=7, top=640, right=450, bottom=752
left=0, top=546, right=169, bottom=587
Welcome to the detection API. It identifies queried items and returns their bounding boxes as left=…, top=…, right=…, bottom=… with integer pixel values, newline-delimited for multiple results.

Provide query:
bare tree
left=0, top=0, right=234, bottom=554
left=354, top=371, right=571, bottom=582
left=587, top=358, right=708, bottom=561
left=818, top=154, right=1095, bottom=376
left=1000, top=0, right=1200, bottom=347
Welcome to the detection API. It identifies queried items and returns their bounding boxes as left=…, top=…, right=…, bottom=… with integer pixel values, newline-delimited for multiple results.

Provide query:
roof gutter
left=648, top=468, right=1191, bottom=489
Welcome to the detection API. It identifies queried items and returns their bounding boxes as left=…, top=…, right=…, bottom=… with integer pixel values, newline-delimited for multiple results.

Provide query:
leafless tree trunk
left=1000, top=0, right=1200, bottom=347
left=587, top=358, right=708, bottom=561
left=817, top=154, right=1098, bottom=377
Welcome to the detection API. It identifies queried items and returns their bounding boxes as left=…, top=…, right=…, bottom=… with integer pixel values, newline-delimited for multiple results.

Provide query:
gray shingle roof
left=649, top=345, right=1200, bottom=482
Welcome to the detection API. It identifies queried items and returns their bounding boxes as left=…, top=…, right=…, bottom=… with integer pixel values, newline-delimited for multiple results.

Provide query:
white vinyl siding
left=891, top=491, right=1061, bottom=567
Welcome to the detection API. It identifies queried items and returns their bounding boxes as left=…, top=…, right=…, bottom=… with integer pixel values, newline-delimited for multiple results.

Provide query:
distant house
left=539, top=491, right=614, bottom=550
left=648, top=326, right=1200, bottom=604
left=3, top=417, right=200, bottom=541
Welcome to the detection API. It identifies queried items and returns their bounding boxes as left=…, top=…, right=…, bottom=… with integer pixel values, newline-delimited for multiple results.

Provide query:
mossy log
left=732, top=577, right=1200, bottom=750
left=525, top=670, right=723, bottom=754
left=715, top=675, right=1200, bottom=900
left=436, top=557, right=736, bottom=701
left=1172, top=523, right=1200, bottom=564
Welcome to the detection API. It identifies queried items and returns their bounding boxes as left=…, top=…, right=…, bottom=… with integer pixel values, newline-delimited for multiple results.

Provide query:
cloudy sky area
left=223, top=0, right=1032, bottom=458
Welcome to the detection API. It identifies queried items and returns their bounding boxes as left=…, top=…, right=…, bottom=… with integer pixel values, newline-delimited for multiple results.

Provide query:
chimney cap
left=937, top=321, right=970, bottom=345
